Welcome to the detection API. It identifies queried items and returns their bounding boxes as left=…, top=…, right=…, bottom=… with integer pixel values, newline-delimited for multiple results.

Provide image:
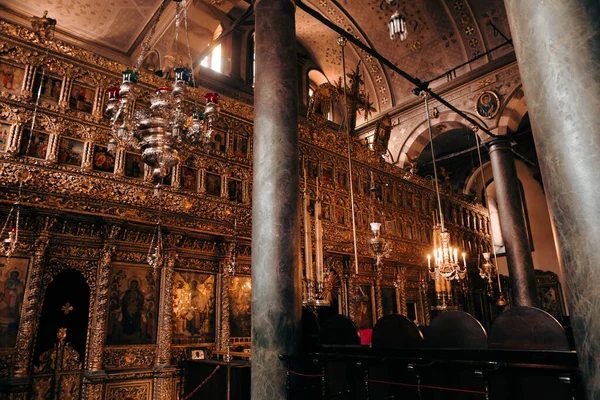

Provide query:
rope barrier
left=367, top=379, right=488, bottom=395
left=288, top=370, right=324, bottom=378
left=182, top=365, right=221, bottom=400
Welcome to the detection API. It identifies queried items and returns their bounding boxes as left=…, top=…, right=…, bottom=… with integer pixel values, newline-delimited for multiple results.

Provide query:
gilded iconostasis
left=0, top=13, right=495, bottom=400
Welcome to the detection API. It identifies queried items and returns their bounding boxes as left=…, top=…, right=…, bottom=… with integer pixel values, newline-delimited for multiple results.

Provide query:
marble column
left=252, top=0, right=302, bottom=399
left=503, top=0, right=600, bottom=396
left=487, top=136, right=538, bottom=307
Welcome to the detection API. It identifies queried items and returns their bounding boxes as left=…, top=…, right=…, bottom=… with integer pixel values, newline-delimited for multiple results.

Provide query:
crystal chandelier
left=105, top=0, right=220, bottom=179
left=421, top=92, right=467, bottom=281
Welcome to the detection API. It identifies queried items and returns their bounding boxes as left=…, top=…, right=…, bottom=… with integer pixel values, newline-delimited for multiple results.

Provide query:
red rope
left=367, top=379, right=488, bottom=395
left=182, top=365, right=221, bottom=400
left=288, top=370, right=324, bottom=378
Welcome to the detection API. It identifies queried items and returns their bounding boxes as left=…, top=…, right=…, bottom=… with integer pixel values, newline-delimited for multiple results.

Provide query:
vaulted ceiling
left=0, top=0, right=513, bottom=117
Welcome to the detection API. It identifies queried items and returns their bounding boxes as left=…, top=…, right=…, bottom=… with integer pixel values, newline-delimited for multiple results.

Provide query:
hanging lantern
left=202, top=92, right=220, bottom=142
left=388, top=10, right=407, bottom=41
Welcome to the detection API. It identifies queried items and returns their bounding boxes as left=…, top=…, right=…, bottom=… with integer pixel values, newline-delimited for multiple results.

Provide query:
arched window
left=307, top=69, right=332, bottom=121
left=201, top=25, right=223, bottom=73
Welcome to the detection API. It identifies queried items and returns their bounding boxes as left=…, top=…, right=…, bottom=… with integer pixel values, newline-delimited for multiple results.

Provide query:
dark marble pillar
left=487, top=136, right=538, bottom=307
left=252, top=0, right=302, bottom=398
left=503, top=0, right=600, bottom=396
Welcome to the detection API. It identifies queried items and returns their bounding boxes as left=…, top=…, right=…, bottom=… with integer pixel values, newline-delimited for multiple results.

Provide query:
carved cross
left=61, top=302, right=74, bottom=315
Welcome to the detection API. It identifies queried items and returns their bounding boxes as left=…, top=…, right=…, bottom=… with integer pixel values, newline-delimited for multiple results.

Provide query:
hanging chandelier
left=388, top=9, right=408, bottom=41
left=420, top=92, right=467, bottom=281
left=105, top=0, right=220, bottom=179
left=367, top=174, right=391, bottom=280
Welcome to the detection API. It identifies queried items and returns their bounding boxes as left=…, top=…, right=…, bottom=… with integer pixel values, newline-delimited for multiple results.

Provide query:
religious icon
left=205, top=172, right=221, bottom=197
left=32, top=73, right=62, bottom=103
left=93, top=145, right=115, bottom=173
left=381, top=287, right=398, bottom=316
left=106, top=266, right=158, bottom=345
left=475, top=91, right=500, bottom=119
left=125, top=152, right=142, bottom=178
left=0, top=121, right=10, bottom=152
left=69, top=82, right=95, bottom=113
left=322, top=166, right=334, bottom=184
left=0, top=61, right=25, bottom=94
left=181, top=167, right=197, bottom=191
left=335, top=205, right=346, bottom=225
left=210, top=131, right=227, bottom=153
left=336, top=170, right=348, bottom=190
left=58, top=137, right=84, bottom=166
left=232, top=134, right=249, bottom=158
left=229, top=276, right=251, bottom=338
left=0, top=258, right=29, bottom=348
left=307, top=159, right=318, bottom=180
left=190, top=349, right=205, bottom=360
left=228, top=179, right=242, bottom=202
left=354, top=285, right=374, bottom=330
left=172, top=271, right=216, bottom=344
left=20, top=130, right=49, bottom=159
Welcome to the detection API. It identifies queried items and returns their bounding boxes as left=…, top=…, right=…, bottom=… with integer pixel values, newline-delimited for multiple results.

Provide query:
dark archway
left=34, top=269, right=91, bottom=364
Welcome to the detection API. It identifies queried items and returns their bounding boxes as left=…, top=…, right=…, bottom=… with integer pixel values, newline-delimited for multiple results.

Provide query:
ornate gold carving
left=102, top=347, right=156, bottom=369
left=155, top=253, right=176, bottom=367
left=106, top=381, right=151, bottom=400
left=87, top=244, right=115, bottom=371
left=12, top=233, right=49, bottom=377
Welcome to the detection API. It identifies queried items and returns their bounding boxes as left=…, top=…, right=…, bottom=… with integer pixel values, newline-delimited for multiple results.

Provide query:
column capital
left=485, top=135, right=512, bottom=153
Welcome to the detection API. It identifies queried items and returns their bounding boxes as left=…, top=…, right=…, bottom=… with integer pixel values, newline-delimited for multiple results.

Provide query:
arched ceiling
left=295, top=0, right=513, bottom=122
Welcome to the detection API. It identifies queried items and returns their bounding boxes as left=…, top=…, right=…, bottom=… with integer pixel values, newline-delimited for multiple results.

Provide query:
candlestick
left=427, top=254, right=431, bottom=270
left=315, top=198, right=323, bottom=284
left=303, top=182, right=313, bottom=282
left=462, top=252, right=466, bottom=268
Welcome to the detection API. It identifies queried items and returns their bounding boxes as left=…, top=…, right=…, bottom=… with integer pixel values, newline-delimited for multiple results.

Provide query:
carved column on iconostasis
left=396, top=267, right=408, bottom=316
left=153, top=251, right=177, bottom=400
left=91, top=85, right=104, bottom=121
left=45, top=128, right=60, bottom=163
left=58, top=77, right=72, bottom=111
left=12, top=232, right=50, bottom=377
left=375, top=271, right=383, bottom=320
left=341, top=256, right=352, bottom=317
left=81, top=141, right=94, bottom=170
left=171, top=167, right=181, bottom=190
left=114, top=148, right=126, bottom=176
left=347, top=272, right=356, bottom=323
left=87, top=243, right=115, bottom=371
left=219, top=259, right=231, bottom=351
left=5, top=121, right=22, bottom=156
left=419, top=272, right=431, bottom=326
left=21, top=64, right=36, bottom=98
left=155, top=251, right=176, bottom=367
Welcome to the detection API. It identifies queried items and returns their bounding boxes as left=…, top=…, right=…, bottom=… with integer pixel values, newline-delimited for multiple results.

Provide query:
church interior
left=0, top=0, right=597, bottom=398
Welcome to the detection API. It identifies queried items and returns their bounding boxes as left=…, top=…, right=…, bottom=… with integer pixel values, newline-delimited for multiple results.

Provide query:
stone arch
left=496, top=85, right=527, bottom=135
left=397, top=111, right=489, bottom=168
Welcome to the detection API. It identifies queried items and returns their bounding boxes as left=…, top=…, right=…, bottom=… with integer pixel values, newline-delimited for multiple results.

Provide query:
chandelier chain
left=423, top=94, right=445, bottom=231
left=134, top=0, right=170, bottom=71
